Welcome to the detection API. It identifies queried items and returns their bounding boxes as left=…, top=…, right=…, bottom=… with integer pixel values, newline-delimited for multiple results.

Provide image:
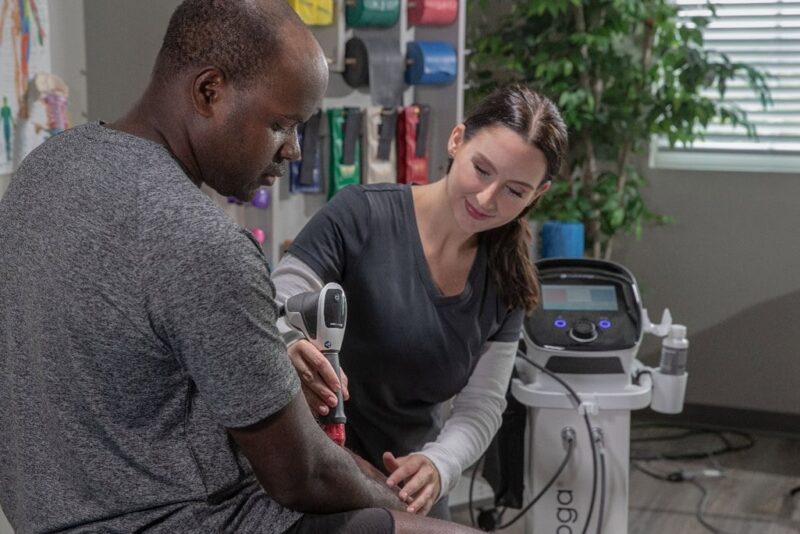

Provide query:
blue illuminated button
left=598, top=319, right=612, bottom=329
left=554, top=319, right=567, bottom=329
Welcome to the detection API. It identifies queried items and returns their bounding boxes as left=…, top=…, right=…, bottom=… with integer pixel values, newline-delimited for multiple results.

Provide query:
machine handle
left=319, top=350, right=347, bottom=424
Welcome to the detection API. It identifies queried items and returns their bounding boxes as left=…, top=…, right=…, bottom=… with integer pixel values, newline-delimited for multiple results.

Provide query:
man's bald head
left=153, top=0, right=309, bottom=88
left=125, top=0, right=328, bottom=201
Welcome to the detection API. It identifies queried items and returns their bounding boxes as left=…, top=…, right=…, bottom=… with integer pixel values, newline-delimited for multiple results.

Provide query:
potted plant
left=466, top=0, right=770, bottom=259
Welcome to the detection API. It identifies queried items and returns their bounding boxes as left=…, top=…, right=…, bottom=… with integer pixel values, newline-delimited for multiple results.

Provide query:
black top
left=288, top=184, right=523, bottom=469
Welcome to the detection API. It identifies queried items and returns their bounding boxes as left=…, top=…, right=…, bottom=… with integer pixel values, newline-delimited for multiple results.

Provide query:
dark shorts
left=285, top=508, right=394, bottom=534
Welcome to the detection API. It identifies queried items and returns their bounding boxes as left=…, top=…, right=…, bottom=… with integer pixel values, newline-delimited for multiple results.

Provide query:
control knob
left=569, top=320, right=598, bottom=343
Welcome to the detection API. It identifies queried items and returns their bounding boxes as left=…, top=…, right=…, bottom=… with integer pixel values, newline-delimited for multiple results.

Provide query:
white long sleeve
left=418, top=340, right=518, bottom=498
left=272, top=253, right=324, bottom=343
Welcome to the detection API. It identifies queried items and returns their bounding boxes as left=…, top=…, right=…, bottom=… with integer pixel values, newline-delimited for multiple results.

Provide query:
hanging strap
left=415, top=104, right=431, bottom=158
left=377, top=108, right=397, bottom=161
left=342, top=107, right=363, bottom=166
left=299, top=110, right=322, bottom=186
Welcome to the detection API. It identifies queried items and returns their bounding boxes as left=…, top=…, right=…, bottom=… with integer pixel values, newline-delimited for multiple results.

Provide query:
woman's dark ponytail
left=483, top=216, right=540, bottom=313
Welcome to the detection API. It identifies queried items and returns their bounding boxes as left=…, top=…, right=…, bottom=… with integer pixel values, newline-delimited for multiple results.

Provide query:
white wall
left=83, top=0, right=180, bottom=121
left=0, top=511, right=11, bottom=534
left=50, top=0, right=88, bottom=125
left=615, top=165, right=800, bottom=416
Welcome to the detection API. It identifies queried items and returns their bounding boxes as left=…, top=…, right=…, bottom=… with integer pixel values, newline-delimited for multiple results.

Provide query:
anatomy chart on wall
left=0, top=0, right=56, bottom=175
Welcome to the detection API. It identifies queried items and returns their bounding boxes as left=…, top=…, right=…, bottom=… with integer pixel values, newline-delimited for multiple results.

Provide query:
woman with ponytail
left=273, top=85, right=567, bottom=519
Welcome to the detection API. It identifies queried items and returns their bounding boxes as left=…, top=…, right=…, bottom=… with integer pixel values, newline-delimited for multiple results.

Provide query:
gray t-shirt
left=288, top=184, right=523, bottom=471
left=0, top=123, right=301, bottom=533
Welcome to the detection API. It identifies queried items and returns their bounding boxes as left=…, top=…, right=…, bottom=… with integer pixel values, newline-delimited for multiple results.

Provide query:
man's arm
left=228, top=392, right=404, bottom=514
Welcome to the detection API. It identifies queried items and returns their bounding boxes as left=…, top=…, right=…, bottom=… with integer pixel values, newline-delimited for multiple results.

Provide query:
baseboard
left=633, top=403, right=800, bottom=437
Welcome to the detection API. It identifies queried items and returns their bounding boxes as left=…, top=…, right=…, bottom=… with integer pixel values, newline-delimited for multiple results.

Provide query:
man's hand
left=383, top=452, right=442, bottom=516
left=287, top=339, right=349, bottom=416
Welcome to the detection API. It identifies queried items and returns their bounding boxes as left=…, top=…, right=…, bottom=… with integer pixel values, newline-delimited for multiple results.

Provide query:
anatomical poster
left=0, top=0, right=52, bottom=175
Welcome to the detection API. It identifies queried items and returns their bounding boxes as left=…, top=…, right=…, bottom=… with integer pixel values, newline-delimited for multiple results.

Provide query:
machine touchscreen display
left=542, top=284, right=619, bottom=311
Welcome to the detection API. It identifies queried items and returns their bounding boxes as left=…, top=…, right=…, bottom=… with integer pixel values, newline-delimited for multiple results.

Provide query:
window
left=652, top=0, right=800, bottom=173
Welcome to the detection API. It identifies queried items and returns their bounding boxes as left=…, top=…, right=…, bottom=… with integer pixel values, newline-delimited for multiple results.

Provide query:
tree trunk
left=603, top=237, right=614, bottom=261
left=617, top=141, right=631, bottom=193
left=574, top=3, right=604, bottom=258
left=582, top=134, right=602, bottom=259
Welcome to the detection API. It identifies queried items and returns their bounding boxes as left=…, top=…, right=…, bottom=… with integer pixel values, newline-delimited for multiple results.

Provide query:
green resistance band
left=328, top=108, right=362, bottom=199
left=346, top=0, right=400, bottom=27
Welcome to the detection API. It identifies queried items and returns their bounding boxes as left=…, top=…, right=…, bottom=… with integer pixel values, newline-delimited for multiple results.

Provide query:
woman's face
left=446, top=123, right=551, bottom=235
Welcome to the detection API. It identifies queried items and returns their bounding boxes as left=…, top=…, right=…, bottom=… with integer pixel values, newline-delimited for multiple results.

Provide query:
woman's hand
left=383, top=452, right=441, bottom=515
left=287, top=339, right=349, bottom=417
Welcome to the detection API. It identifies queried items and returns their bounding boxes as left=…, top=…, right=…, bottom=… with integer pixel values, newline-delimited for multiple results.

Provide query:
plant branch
left=617, top=142, right=631, bottom=193
left=572, top=4, right=592, bottom=97
left=641, top=18, right=655, bottom=75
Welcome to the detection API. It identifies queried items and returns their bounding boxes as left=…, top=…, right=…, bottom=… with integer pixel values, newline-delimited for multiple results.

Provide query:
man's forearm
left=230, top=394, right=406, bottom=514
left=347, top=448, right=389, bottom=483
left=303, top=443, right=405, bottom=512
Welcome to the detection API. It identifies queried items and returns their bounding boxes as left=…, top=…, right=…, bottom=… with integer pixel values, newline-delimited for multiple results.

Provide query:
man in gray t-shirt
left=1, top=119, right=303, bottom=532
left=0, top=1, right=481, bottom=533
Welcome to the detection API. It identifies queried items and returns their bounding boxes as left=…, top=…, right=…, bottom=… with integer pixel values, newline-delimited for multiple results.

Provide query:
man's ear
left=191, top=67, right=228, bottom=118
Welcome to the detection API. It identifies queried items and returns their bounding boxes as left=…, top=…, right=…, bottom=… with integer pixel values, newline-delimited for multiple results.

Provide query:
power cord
left=690, top=479, right=731, bottom=534
left=594, top=428, right=606, bottom=534
left=633, top=461, right=730, bottom=534
left=630, top=423, right=756, bottom=534
left=468, top=455, right=485, bottom=527
left=631, top=423, right=755, bottom=461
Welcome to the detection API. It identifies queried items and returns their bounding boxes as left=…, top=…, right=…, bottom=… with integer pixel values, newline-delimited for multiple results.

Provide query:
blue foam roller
left=540, top=221, right=585, bottom=258
left=405, top=41, right=457, bottom=85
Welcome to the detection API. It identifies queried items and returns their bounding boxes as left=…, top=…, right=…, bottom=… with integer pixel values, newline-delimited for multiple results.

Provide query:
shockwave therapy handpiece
left=283, top=282, right=348, bottom=446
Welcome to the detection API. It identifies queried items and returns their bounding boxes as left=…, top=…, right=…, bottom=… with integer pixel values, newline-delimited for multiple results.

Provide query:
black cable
left=497, top=507, right=507, bottom=521
left=516, top=351, right=599, bottom=534
left=630, top=422, right=752, bottom=534
left=468, top=455, right=483, bottom=527
left=493, top=436, right=575, bottom=530
left=630, top=424, right=754, bottom=461
left=631, top=428, right=703, bottom=443
left=790, top=485, right=800, bottom=498
left=633, top=461, right=733, bottom=534
left=596, top=447, right=606, bottom=534
left=632, top=368, right=651, bottom=385
left=632, top=460, right=674, bottom=481
left=689, top=479, right=730, bottom=534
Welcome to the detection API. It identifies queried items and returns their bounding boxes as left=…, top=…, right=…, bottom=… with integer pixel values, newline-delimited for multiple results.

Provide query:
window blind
left=659, top=0, right=800, bottom=157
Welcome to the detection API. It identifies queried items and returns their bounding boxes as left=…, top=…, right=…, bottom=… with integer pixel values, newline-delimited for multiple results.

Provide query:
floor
left=451, top=425, right=800, bottom=533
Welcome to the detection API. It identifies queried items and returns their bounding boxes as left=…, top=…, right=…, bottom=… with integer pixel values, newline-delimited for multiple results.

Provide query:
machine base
left=524, top=408, right=631, bottom=534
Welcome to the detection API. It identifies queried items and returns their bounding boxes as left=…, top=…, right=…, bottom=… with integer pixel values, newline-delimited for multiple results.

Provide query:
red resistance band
left=397, top=104, right=430, bottom=185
